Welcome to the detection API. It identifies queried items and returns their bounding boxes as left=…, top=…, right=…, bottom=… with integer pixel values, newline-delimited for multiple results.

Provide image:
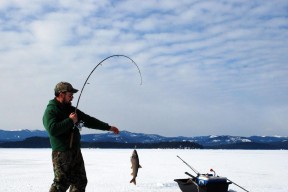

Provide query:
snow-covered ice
left=0, top=149, right=287, bottom=192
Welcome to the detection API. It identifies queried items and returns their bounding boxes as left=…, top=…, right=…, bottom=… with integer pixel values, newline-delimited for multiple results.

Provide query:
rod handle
left=185, top=172, right=196, bottom=179
left=69, top=132, right=74, bottom=148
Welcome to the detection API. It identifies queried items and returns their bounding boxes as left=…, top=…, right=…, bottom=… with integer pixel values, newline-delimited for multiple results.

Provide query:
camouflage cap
left=54, top=82, right=78, bottom=93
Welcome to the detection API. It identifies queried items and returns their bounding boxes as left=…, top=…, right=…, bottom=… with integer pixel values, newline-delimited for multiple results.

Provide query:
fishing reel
left=74, top=120, right=85, bottom=131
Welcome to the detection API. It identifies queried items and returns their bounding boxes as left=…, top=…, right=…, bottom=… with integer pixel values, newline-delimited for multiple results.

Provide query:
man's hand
left=109, top=126, right=120, bottom=134
left=69, top=112, right=78, bottom=124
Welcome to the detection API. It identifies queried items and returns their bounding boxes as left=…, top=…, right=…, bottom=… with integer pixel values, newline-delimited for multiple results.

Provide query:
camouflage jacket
left=43, top=98, right=110, bottom=151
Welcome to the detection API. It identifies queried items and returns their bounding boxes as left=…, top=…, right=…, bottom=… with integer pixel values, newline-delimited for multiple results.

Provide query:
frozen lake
left=0, top=149, right=287, bottom=192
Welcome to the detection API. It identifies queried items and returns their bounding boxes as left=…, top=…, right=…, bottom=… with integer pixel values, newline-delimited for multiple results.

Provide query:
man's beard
left=64, top=100, right=72, bottom=106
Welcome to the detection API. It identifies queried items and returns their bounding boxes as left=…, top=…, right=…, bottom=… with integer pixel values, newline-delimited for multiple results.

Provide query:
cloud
left=0, top=0, right=287, bottom=136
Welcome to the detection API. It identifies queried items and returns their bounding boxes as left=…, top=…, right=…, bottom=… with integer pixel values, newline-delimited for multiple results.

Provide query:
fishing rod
left=69, top=55, right=142, bottom=148
left=177, top=155, right=200, bottom=176
left=177, top=156, right=250, bottom=192
left=210, top=169, right=250, bottom=192
left=75, top=54, right=142, bottom=113
left=227, top=178, right=249, bottom=192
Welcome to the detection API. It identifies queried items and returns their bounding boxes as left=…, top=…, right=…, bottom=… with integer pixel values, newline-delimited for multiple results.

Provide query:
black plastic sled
left=175, top=156, right=232, bottom=192
left=174, top=175, right=231, bottom=192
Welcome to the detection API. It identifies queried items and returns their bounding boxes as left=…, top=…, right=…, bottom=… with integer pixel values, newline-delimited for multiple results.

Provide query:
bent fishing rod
left=75, top=54, right=142, bottom=113
left=70, top=55, right=142, bottom=148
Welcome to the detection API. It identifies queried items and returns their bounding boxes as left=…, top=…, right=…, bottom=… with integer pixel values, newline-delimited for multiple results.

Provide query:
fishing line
left=75, top=54, right=142, bottom=113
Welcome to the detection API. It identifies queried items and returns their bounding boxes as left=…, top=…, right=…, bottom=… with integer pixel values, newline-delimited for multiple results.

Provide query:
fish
left=130, top=149, right=142, bottom=185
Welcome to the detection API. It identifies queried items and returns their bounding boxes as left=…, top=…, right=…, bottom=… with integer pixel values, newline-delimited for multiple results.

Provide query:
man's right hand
left=69, top=112, right=78, bottom=124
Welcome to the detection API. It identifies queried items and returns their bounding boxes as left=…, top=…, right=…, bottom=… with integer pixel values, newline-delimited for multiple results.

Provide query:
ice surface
left=0, top=149, right=287, bottom=192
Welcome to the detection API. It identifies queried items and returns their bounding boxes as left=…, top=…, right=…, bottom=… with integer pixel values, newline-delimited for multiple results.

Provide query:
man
left=43, top=82, right=119, bottom=192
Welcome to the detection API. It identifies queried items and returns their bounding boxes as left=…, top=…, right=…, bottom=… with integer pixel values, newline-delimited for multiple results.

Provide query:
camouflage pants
left=49, top=149, right=88, bottom=192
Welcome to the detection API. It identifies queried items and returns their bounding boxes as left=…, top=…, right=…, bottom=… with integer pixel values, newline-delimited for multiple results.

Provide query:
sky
left=0, top=0, right=287, bottom=137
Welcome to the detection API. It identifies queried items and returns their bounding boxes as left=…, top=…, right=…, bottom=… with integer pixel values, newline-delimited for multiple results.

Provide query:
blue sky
left=0, top=0, right=287, bottom=137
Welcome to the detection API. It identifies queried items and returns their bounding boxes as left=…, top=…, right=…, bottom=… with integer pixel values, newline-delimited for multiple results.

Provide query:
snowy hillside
left=0, top=129, right=287, bottom=148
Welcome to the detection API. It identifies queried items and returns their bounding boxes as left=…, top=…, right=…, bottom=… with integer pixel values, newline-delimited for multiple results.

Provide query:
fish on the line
left=130, top=149, right=142, bottom=185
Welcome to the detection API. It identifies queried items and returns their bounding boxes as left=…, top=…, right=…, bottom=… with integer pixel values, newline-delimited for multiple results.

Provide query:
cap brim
left=72, top=88, right=78, bottom=93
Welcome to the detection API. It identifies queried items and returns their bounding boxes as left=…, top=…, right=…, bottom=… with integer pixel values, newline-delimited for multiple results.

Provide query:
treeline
left=205, top=141, right=288, bottom=150
left=0, top=137, right=202, bottom=149
left=82, top=141, right=203, bottom=149
left=1, top=137, right=287, bottom=149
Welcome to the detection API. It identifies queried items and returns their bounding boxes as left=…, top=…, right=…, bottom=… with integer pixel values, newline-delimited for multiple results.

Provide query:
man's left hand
left=109, top=126, right=120, bottom=134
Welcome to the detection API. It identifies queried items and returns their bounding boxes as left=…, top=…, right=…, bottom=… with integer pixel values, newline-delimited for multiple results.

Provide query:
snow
left=0, top=149, right=287, bottom=192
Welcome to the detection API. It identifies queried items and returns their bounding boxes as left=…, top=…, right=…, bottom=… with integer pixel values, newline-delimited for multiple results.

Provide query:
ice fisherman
left=43, top=81, right=119, bottom=192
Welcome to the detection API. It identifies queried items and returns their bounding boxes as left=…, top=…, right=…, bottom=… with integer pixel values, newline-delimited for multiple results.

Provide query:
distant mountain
left=0, top=136, right=202, bottom=149
left=206, top=142, right=285, bottom=150
left=186, top=135, right=288, bottom=146
left=81, top=131, right=288, bottom=147
left=0, top=129, right=48, bottom=142
left=81, top=131, right=185, bottom=143
left=0, top=129, right=287, bottom=149
left=0, top=137, right=50, bottom=148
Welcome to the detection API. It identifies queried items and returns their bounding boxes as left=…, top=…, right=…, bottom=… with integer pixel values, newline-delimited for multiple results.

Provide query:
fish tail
left=130, top=178, right=136, bottom=185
